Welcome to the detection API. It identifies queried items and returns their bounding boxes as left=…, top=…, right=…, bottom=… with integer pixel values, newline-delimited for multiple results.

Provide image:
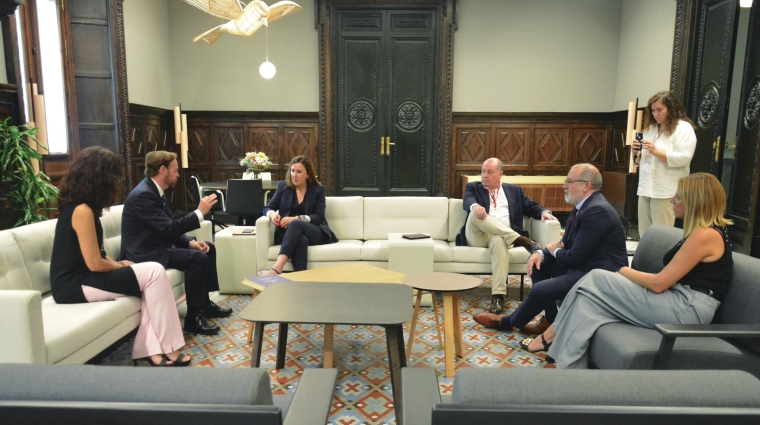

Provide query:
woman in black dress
left=264, top=156, right=338, bottom=273
left=50, top=147, right=190, bottom=367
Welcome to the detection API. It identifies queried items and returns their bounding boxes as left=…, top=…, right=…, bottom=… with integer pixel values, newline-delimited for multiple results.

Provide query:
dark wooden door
left=686, top=0, right=740, bottom=176
left=334, top=7, right=438, bottom=196
left=727, top=3, right=760, bottom=255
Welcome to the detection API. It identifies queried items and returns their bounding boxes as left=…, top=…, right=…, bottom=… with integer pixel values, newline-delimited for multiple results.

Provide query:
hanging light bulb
left=259, top=26, right=276, bottom=79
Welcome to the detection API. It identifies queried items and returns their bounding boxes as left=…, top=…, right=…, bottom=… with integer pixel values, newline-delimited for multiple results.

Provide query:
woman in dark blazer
left=264, top=156, right=338, bottom=273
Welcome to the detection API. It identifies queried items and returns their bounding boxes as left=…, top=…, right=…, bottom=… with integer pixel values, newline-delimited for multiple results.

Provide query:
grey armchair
left=589, top=224, right=760, bottom=376
left=0, top=364, right=336, bottom=425
left=402, top=367, right=760, bottom=425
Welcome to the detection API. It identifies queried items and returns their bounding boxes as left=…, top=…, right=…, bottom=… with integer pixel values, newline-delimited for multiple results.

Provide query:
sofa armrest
left=0, top=290, right=46, bottom=363
left=529, top=218, right=561, bottom=247
left=256, top=215, right=274, bottom=272
left=401, top=367, right=442, bottom=425
left=653, top=324, right=760, bottom=369
left=185, top=221, right=212, bottom=243
left=283, top=368, right=337, bottom=425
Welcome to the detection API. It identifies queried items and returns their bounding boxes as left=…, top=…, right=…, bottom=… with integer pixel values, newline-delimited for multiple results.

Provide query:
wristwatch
left=543, top=209, right=552, bottom=216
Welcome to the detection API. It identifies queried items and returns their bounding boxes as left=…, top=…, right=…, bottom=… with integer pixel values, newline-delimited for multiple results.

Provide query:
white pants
left=83, top=262, right=185, bottom=359
left=464, top=212, right=522, bottom=295
left=638, top=196, right=675, bottom=237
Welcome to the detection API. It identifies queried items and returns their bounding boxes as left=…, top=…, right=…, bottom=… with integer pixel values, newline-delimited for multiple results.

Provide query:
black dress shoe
left=489, top=294, right=505, bottom=314
left=201, top=301, right=233, bottom=318
left=184, top=313, right=220, bottom=335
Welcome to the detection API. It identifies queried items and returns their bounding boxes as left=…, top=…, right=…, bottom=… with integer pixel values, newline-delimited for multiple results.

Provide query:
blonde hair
left=678, top=172, right=732, bottom=238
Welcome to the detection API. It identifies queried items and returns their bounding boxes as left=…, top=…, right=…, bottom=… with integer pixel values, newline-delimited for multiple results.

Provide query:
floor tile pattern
left=98, top=275, right=556, bottom=424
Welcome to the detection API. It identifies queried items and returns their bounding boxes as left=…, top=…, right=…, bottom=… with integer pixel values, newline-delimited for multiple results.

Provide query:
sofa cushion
left=41, top=296, right=141, bottom=364
left=325, top=196, right=363, bottom=241
left=268, top=240, right=363, bottom=262
left=715, top=253, right=760, bottom=354
left=0, top=230, right=34, bottom=291
left=449, top=243, right=531, bottom=265
left=0, top=364, right=274, bottom=406
left=11, top=219, right=57, bottom=294
left=589, top=322, right=760, bottom=378
left=451, top=368, right=760, bottom=407
left=100, top=205, right=123, bottom=260
left=360, top=240, right=453, bottom=262
left=363, top=197, right=449, bottom=240
left=448, top=199, right=466, bottom=242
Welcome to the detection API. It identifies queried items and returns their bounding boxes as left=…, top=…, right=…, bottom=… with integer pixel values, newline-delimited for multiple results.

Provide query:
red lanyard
left=488, top=189, right=498, bottom=208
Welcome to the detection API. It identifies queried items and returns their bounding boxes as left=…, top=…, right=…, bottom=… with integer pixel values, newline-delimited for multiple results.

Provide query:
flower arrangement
left=240, top=151, right=272, bottom=171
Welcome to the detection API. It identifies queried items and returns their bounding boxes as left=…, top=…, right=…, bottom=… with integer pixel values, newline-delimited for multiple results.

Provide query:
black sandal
left=519, top=334, right=552, bottom=353
left=134, top=355, right=172, bottom=367
left=270, top=268, right=281, bottom=274
left=166, top=353, right=192, bottom=367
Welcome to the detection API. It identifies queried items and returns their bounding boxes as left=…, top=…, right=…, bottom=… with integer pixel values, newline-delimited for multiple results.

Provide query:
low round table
left=402, top=272, right=481, bottom=377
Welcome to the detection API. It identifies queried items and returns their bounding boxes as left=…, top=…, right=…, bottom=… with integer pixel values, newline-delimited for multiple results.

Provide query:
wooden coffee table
left=403, top=272, right=481, bottom=377
left=242, top=265, right=406, bottom=367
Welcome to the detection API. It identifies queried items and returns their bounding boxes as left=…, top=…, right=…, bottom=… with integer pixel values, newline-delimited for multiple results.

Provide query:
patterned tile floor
left=96, top=274, right=562, bottom=424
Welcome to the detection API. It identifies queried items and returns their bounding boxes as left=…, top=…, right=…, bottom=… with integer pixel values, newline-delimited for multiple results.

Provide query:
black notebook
left=402, top=233, right=431, bottom=240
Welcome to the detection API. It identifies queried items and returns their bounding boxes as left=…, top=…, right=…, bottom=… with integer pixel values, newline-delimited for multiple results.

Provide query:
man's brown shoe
left=473, top=312, right=503, bottom=330
left=489, top=294, right=505, bottom=313
left=521, top=316, right=551, bottom=335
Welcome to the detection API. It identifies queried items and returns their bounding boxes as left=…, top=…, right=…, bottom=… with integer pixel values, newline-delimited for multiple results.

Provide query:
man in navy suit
left=474, top=163, right=628, bottom=336
left=121, top=151, right=232, bottom=336
left=457, top=158, right=557, bottom=314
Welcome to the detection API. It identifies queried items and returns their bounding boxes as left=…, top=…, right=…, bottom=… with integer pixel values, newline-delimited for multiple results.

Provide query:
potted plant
left=0, top=118, right=58, bottom=227
left=240, top=151, right=272, bottom=179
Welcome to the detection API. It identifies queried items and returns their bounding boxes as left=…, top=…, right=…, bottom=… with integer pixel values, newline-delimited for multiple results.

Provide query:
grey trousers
left=547, top=269, right=720, bottom=369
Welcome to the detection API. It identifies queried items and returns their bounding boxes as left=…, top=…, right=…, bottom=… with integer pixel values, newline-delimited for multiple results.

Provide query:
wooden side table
left=402, top=272, right=481, bottom=377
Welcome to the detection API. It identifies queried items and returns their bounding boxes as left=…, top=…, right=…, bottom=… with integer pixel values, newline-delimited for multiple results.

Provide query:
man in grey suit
left=457, top=158, right=557, bottom=314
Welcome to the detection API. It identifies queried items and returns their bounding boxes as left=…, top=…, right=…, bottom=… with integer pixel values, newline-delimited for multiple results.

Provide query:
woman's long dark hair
left=285, top=155, right=320, bottom=189
left=57, top=146, right=124, bottom=217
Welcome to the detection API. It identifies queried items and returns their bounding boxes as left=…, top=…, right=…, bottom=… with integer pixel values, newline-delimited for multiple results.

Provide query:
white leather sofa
left=243, top=197, right=560, bottom=288
left=0, top=205, right=211, bottom=364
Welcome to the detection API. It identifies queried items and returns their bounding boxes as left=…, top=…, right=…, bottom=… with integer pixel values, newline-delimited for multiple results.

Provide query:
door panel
left=387, top=16, right=436, bottom=195
left=688, top=0, right=739, bottom=176
left=727, top=4, right=760, bottom=254
left=335, top=7, right=438, bottom=196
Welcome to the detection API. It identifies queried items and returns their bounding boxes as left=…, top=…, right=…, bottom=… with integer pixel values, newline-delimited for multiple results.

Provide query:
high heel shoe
left=519, top=334, right=552, bottom=353
left=133, top=353, right=191, bottom=367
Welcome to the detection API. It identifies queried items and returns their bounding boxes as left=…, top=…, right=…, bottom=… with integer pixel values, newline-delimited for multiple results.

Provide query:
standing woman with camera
left=634, top=91, right=697, bottom=236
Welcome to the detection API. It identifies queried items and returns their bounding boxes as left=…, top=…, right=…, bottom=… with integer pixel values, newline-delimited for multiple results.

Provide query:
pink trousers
left=82, top=262, right=185, bottom=359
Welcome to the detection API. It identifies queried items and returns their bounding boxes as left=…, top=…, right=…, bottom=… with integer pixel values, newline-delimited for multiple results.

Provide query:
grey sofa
left=402, top=367, right=760, bottom=425
left=589, top=225, right=760, bottom=376
left=0, top=364, right=336, bottom=425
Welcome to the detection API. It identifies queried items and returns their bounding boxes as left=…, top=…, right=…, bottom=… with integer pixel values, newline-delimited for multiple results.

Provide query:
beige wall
left=613, top=0, right=677, bottom=110
left=124, top=0, right=676, bottom=113
left=124, top=0, right=173, bottom=109
left=453, top=0, right=622, bottom=112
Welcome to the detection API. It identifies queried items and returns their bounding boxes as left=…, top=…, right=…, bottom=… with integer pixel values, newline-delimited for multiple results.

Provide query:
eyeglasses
left=564, top=179, right=589, bottom=185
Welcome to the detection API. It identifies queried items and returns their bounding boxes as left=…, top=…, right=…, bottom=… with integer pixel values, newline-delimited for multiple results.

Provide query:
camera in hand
left=633, top=132, right=644, bottom=152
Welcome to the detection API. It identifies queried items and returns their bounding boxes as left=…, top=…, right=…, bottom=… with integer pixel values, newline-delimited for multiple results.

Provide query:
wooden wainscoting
left=450, top=111, right=631, bottom=198
left=127, top=105, right=319, bottom=211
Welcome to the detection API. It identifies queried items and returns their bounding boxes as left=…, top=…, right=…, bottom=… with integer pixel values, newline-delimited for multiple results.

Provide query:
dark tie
left=565, top=207, right=579, bottom=243
left=161, top=193, right=170, bottom=214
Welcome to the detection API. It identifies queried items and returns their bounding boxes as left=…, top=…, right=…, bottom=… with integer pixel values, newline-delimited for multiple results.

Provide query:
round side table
left=402, top=272, right=481, bottom=377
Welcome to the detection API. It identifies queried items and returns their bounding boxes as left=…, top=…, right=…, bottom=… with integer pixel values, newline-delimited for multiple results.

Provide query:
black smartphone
left=634, top=132, right=643, bottom=151
left=242, top=228, right=255, bottom=234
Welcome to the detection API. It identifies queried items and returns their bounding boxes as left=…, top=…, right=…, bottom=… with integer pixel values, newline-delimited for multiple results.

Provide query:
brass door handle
left=386, top=137, right=395, bottom=156
left=380, top=137, right=385, bottom=155
left=714, top=136, right=721, bottom=163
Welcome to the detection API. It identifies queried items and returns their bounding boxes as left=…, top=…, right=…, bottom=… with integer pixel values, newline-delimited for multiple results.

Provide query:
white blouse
left=637, top=120, right=697, bottom=199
